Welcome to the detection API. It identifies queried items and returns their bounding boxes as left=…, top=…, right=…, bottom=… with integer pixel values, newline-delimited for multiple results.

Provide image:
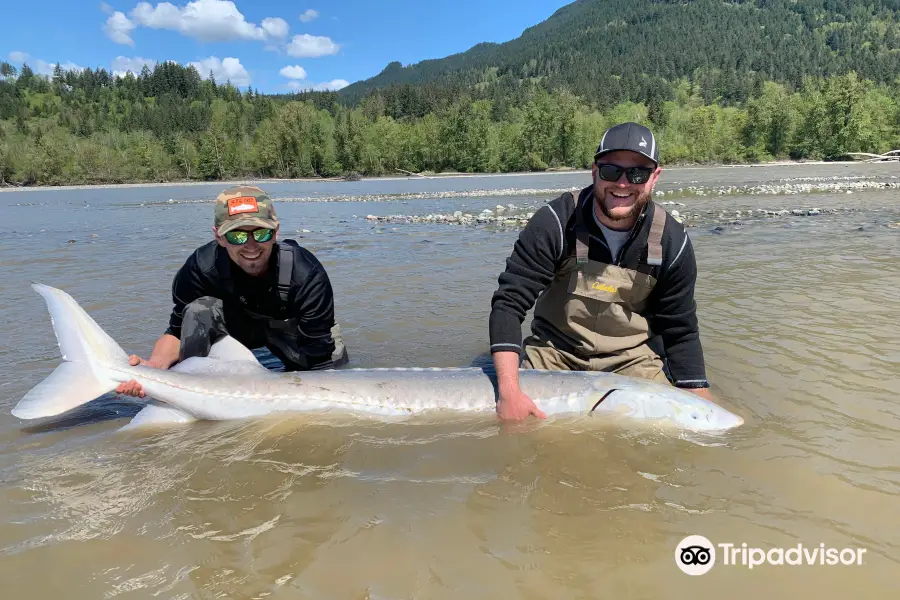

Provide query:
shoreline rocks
left=362, top=204, right=890, bottom=232
left=365, top=209, right=537, bottom=227
left=140, top=175, right=899, bottom=207
left=288, top=177, right=900, bottom=203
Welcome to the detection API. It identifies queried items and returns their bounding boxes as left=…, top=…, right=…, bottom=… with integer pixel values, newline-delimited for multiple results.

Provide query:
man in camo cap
left=116, top=185, right=349, bottom=397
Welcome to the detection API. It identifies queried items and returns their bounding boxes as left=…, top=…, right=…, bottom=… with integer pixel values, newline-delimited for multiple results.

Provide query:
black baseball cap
left=594, top=122, right=659, bottom=166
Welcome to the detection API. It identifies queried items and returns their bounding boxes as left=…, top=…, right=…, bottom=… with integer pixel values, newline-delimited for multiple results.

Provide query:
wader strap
left=646, top=204, right=666, bottom=266
left=573, top=193, right=590, bottom=265
left=277, top=244, right=294, bottom=303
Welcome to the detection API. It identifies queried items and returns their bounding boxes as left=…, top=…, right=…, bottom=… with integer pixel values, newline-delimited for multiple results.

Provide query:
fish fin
left=11, top=362, right=115, bottom=419
left=207, top=335, right=260, bottom=363
left=119, top=403, right=196, bottom=431
left=28, top=283, right=129, bottom=366
left=12, top=283, right=130, bottom=420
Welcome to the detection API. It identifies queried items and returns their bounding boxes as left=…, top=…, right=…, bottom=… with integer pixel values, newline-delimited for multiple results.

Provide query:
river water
left=0, top=163, right=898, bottom=598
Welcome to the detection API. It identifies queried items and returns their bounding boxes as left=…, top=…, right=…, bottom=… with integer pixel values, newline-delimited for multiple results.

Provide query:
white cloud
left=104, top=11, right=137, bottom=45
left=279, top=65, right=307, bottom=80
left=6, top=52, right=83, bottom=75
left=128, top=0, right=287, bottom=43
left=286, top=33, right=339, bottom=58
left=188, top=56, right=250, bottom=86
left=261, top=16, right=289, bottom=40
left=290, top=78, right=349, bottom=92
left=32, top=61, right=56, bottom=76
left=100, top=1, right=344, bottom=63
left=104, top=1, right=342, bottom=59
left=260, top=16, right=289, bottom=51
left=311, top=78, right=348, bottom=91
left=56, top=61, right=86, bottom=73
left=111, top=56, right=158, bottom=77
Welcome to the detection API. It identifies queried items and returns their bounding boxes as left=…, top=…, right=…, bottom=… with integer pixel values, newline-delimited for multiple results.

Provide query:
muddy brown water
left=1, top=163, right=898, bottom=598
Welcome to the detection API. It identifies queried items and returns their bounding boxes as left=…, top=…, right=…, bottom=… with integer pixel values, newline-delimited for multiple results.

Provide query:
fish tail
left=11, top=283, right=128, bottom=420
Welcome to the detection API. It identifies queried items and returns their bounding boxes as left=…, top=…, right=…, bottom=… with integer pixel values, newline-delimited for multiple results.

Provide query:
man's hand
left=686, top=386, right=715, bottom=402
left=492, top=350, right=546, bottom=421
left=115, top=355, right=172, bottom=398
left=497, top=388, right=547, bottom=421
left=115, top=335, right=181, bottom=398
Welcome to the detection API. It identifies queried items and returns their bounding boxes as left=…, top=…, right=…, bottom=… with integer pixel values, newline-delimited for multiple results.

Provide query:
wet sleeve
left=165, top=254, right=206, bottom=339
left=489, top=204, right=565, bottom=354
left=647, top=235, right=709, bottom=388
left=290, top=261, right=338, bottom=370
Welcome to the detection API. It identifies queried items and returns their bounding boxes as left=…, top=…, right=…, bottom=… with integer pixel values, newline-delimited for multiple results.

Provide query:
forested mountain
left=339, top=0, right=900, bottom=111
left=0, top=0, right=898, bottom=186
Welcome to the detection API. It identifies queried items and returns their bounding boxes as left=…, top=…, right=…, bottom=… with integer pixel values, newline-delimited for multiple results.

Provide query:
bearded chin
left=598, top=190, right=652, bottom=222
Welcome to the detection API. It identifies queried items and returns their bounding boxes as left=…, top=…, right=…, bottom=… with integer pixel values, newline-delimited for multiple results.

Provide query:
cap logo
left=227, top=196, right=259, bottom=216
left=639, top=137, right=648, bottom=148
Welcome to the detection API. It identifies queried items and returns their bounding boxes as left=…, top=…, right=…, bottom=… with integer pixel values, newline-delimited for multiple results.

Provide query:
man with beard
left=487, top=122, right=713, bottom=421
left=116, top=185, right=348, bottom=398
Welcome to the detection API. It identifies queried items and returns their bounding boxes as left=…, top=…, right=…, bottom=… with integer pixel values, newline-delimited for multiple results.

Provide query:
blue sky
left=2, top=0, right=572, bottom=93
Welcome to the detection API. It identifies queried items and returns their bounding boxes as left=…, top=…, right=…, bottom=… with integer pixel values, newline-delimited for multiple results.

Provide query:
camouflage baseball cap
left=213, top=186, right=280, bottom=235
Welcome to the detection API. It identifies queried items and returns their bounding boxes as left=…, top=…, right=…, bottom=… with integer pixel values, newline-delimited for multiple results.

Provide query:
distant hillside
left=339, top=0, right=900, bottom=108
left=1, top=0, right=897, bottom=187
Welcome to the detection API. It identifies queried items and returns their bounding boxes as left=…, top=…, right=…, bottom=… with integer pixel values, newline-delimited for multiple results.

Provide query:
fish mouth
left=707, top=413, right=744, bottom=431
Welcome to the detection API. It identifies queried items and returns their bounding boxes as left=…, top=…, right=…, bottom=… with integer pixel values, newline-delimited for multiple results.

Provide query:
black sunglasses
left=224, top=228, right=275, bottom=245
left=595, top=163, right=655, bottom=184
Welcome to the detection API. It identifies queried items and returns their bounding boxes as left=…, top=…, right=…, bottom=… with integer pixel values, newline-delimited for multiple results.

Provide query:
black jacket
left=489, top=185, right=708, bottom=388
left=164, top=239, right=337, bottom=369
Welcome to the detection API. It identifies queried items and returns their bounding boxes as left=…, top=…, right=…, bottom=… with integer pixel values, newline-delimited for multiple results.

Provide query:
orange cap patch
left=227, top=196, right=260, bottom=216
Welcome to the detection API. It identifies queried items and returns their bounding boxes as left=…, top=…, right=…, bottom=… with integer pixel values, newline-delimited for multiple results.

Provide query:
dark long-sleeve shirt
left=489, top=186, right=708, bottom=388
left=164, top=239, right=337, bottom=370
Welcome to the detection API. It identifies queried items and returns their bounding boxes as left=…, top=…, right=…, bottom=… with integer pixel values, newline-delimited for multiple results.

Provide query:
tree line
left=0, top=61, right=897, bottom=186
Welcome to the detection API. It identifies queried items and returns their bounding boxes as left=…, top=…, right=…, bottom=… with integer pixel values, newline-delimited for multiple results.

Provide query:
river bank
left=0, top=159, right=876, bottom=194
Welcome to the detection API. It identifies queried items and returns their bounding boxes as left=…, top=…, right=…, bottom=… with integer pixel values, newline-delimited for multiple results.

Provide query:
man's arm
left=489, top=202, right=567, bottom=419
left=289, top=258, right=338, bottom=370
left=646, top=233, right=710, bottom=392
left=492, top=350, right=547, bottom=420
left=489, top=203, right=567, bottom=354
left=141, top=334, right=181, bottom=369
left=164, top=253, right=206, bottom=343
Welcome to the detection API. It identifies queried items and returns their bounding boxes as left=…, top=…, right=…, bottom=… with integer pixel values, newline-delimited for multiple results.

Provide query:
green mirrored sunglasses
left=224, top=228, right=274, bottom=245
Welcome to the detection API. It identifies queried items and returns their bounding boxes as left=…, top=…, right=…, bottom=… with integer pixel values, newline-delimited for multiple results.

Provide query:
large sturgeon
left=10, top=283, right=744, bottom=433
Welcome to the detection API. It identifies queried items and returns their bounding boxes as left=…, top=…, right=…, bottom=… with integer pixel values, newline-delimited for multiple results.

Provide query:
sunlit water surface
left=1, top=163, right=898, bottom=598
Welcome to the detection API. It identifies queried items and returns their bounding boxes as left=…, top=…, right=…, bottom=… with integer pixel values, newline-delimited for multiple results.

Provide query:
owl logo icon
left=675, top=535, right=716, bottom=575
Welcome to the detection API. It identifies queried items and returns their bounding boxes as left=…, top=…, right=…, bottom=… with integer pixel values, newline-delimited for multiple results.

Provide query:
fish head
left=678, top=399, right=744, bottom=432
left=587, top=379, right=744, bottom=433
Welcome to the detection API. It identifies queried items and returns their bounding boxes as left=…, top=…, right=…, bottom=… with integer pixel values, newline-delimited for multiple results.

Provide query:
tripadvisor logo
left=676, top=535, right=716, bottom=575
left=675, top=535, right=867, bottom=575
